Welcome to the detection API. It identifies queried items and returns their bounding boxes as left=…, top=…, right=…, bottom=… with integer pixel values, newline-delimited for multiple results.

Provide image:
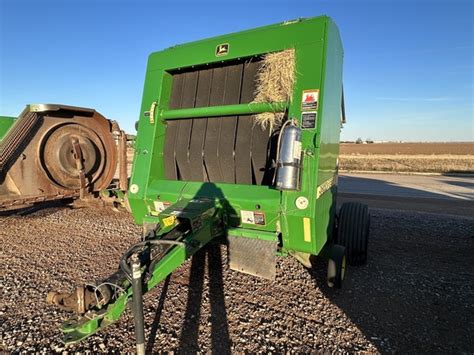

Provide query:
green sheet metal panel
left=314, top=20, right=344, bottom=252
left=129, top=16, right=344, bottom=256
left=0, top=116, right=16, bottom=141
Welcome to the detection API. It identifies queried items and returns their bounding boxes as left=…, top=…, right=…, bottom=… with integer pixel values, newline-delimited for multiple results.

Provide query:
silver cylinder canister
left=275, top=123, right=302, bottom=190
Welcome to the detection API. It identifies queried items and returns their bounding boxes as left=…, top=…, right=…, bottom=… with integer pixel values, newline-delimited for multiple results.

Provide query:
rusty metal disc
left=40, top=123, right=107, bottom=189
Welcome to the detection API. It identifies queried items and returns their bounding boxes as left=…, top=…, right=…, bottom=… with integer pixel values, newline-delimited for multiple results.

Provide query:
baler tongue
left=46, top=198, right=224, bottom=345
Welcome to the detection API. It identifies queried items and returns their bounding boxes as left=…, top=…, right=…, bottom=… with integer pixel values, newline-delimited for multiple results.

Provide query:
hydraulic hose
left=130, top=254, right=145, bottom=355
left=119, top=240, right=185, bottom=281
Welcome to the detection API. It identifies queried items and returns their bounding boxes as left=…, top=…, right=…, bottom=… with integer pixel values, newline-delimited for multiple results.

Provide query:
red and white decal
left=301, top=89, right=319, bottom=111
left=240, top=210, right=266, bottom=225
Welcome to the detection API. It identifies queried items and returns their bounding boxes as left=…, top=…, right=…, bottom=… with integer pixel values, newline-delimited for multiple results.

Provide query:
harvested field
left=339, top=154, right=474, bottom=173
left=1, top=206, right=473, bottom=353
left=340, top=142, right=474, bottom=155
left=339, top=143, right=474, bottom=173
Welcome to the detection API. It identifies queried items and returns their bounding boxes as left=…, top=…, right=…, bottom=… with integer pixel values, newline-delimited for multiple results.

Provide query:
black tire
left=337, top=202, right=370, bottom=266
left=327, top=244, right=346, bottom=288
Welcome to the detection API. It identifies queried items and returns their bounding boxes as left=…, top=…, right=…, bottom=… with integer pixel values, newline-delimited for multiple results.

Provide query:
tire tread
left=337, top=202, right=370, bottom=266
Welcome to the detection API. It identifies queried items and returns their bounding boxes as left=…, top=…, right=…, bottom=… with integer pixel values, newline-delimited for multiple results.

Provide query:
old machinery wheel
left=327, top=244, right=346, bottom=288
left=39, top=123, right=108, bottom=190
left=337, top=202, right=370, bottom=266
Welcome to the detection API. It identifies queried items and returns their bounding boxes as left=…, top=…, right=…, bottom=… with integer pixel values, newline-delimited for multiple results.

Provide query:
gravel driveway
left=1, top=206, right=473, bottom=353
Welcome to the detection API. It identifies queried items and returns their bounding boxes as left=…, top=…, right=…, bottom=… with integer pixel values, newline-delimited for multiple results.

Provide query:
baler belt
left=204, top=66, right=226, bottom=182
left=251, top=118, right=271, bottom=184
left=165, top=59, right=273, bottom=185
left=164, top=70, right=186, bottom=180
left=189, top=68, right=213, bottom=182
left=235, top=61, right=259, bottom=184
left=174, top=71, right=198, bottom=180
left=218, top=63, right=242, bottom=183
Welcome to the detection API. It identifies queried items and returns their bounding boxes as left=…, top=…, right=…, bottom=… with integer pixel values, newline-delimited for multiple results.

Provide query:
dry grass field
left=340, top=142, right=474, bottom=155
left=127, top=143, right=474, bottom=174
left=339, top=143, right=474, bottom=173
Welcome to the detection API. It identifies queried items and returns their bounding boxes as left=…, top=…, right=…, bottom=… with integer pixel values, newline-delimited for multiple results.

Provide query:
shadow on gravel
left=173, top=244, right=231, bottom=354
left=145, top=243, right=232, bottom=354
left=339, top=175, right=454, bottom=200
left=307, top=210, right=474, bottom=353
left=146, top=275, right=172, bottom=353
left=441, top=178, right=474, bottom=189
left=178, top=249, right=206, bottom=352
left=0, top=200, right=72, bottom=216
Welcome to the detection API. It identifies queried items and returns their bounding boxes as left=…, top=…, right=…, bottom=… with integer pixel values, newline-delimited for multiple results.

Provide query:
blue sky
left=1, top=0, right=472, bottom=141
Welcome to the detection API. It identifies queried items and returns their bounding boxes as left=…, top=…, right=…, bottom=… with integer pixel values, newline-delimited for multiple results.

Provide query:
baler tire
left=337, top=202, right=370, bottom=266
left=327, top=244, right=346, bottom=288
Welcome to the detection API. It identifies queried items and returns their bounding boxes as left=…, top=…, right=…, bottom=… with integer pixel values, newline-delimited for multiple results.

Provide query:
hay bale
left=253, top=49, right=295, bottom=130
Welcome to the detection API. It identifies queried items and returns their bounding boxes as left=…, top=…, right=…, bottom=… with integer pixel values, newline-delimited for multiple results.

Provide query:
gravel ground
left=1, top=206, right=473, bottom=353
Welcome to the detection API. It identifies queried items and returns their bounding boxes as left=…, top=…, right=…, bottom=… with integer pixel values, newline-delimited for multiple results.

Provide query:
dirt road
left=1, top=204, right=473, bottom=353
left=339, top=173, right=474, bottom=201
left=338, top=172, right=474, bottom=218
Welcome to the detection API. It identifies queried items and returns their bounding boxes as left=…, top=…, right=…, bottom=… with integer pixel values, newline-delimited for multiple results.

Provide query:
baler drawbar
left=48, top=197, right=224, bottom=347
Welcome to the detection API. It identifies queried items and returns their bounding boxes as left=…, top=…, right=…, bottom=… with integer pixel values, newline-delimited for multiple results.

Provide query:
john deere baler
left=48, top=16, right=369, bottom=350
left=128, top=15, right=345, bottom=270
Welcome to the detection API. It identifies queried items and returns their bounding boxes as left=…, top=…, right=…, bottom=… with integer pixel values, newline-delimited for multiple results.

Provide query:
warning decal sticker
left=153, top=201, right=171, bottom=213
left=240, top=210, right=266, bottom=225
left=301, top=89, right=319, bottom=111
left=241, top=210, right=255, bottom=224
left=253, top=212, right=266, bottom=225
left=301, top=111, right=317, bottom=129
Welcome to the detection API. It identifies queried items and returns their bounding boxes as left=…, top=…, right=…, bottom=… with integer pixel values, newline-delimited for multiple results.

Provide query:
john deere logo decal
left=216, top=43, right=229, bottom=57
